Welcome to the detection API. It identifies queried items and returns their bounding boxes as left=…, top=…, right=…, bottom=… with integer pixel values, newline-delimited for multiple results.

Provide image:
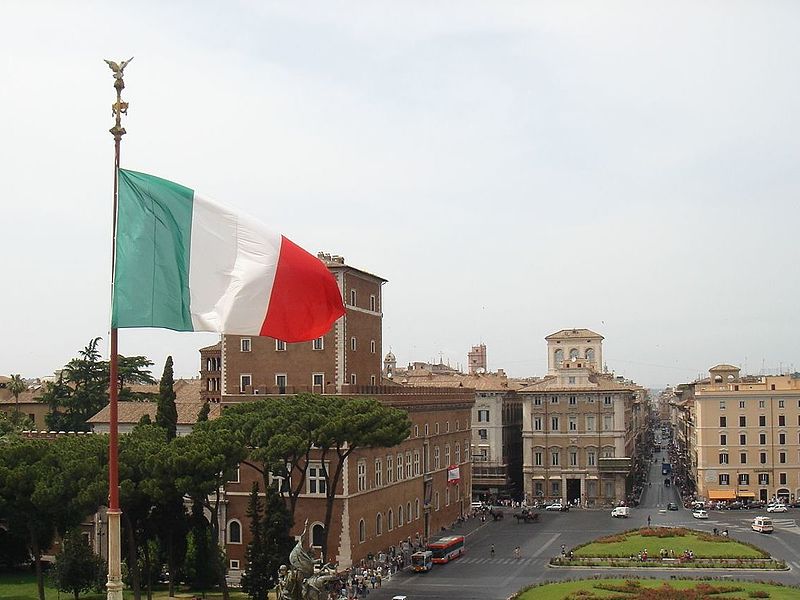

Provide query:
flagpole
left=106, top=56, right=132, bottom=600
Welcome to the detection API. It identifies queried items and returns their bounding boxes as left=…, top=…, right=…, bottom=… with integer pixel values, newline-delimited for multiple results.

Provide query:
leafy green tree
left=117, top=356, right=157, bottom=401
left=184, top=501, right=220, bottom=592
left=156, top=356, right=178, bottom=440
left=0, top=410, right=34, bottom=438
left=197, top=401, right=210, bottom=422
left=50, top=529, right=106, bottom=600
left=262, top=480, right=294, bottom=591
left=7, top=374, right=26, bottom=415
left=241, top=482, right=269, bottom=600
left=0, top=434, right=106, bottom=600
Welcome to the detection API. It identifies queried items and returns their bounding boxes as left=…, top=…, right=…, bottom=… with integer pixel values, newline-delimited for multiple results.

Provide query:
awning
left=737, top=491, right=756, bottom=498
left=531, top=475, right=545, bottom=480
left=707, top=490, right=736, bottom=500
left=549, top=475, right=561, bottom=480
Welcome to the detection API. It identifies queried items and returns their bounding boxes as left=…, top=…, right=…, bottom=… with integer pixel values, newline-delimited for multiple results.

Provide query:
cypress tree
left=263, top=481, right=294, bottom=590
left=156, top=356, right=178, bottom=440
left=241, top=482, right=270, bottom=600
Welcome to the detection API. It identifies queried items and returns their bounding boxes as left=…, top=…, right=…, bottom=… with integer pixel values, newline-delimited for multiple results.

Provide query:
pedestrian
left=514, top=546, right=520, bottom=560
left=647, top=515, right=651, bottom=527
left=560, top=544, right=566, bottom=556
left=490, top=544, right=495, bottom=557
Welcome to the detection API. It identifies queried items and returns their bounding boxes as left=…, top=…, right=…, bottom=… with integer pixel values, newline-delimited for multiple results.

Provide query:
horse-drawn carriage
left=489, top=508, right=504, bottom=521
left=513, top=508, right=539, bottom=523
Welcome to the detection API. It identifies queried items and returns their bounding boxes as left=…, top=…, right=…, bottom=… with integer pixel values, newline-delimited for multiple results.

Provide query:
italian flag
left=112, top=169, right=345, bottom=342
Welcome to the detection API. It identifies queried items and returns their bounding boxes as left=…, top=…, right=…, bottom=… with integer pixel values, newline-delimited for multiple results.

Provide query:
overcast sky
left=2, top=2, right=799, bottom=389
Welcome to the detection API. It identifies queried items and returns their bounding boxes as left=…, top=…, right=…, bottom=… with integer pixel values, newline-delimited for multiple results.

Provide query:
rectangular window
left=551, top=451, right=559, bottom=466
left=779, top=433, right=786, bottom=445
left=350, top=373, right=357, bottom=385
left=551, top=416, right=559, bottom=432
left=569, top=395, right=577, bottom=404
left=370, top=294, right=376, bottom=311
left=275, top=374, right=287, bottom=393
left=587, top=451, right=596, bottom=466
left=551, top=396, right=559, bottom=404
left=720, top=434, right=727, bottom=445
left=779, top=473, right=787, bottom=485
left=478, top=428, right=488, bottom=440
left=313, top=337, right=324, bottom=350
left=414, top=451, right=420, bottom=476
left=312, top=373, right=324, bottom=388
left=720, top=416, right=727, bottom=427
left=569, top=451, right=578, bottom=466
left=604, top=396, right=612, bottom=405
left=240, top=374, right=251, bottom=391
left=386, top=455, right=394, bottom=484
left=760, top=433, right=766, bottom=444
left=240, top=338, right=251, bottom=352
left=758, top=473, right=769, bottom=485
left=738, top=400, right=745, bottom=409
left=307, top=464, right=327, bottom=494
left=586, top=415, right=595, bottom=432
left=603, top=415, right=613, bottom=431
left=275, top=339, right=286, bottom=351
left=739, top=416, right=746, bottom=427
left=719, top=453, right=729, bottom=464
left=719, top=473, right=729, bottom=485
left=478, top=409, right=490, bottom=422
left=230, top=560, right=240, bottom=570
left=739, top=434, right=746, bottom=445
left=396, top=453, right=403, bottom=481
left=350, top=289, right=356, bottom=306
left=406, top=451, right=413, bottom=478
left=533, top=417, right=542, bottom=431
left=375, top=459, right=383, bottom=487
left=778, top=415, right=786, bottom=426
left=357, top=461, right=366, bottom=492
left=759, top=415, right=766, bottom=427
left=568, top=377, right=576, bottom=385
left=760, top=452, right=767, bottom=464
left=719, top=400, right=726, bottom=410
left=350, top=337, right=357, bottom=351
left=534, top=451, right=543, bottom=466
left=778, top=399, right=785, bottom=408
left=738, top=473, right=749, bottom=485
left=534, top=397, right=542, bottom=406
left=759, top=400, right=765, bottom=408
left=569, top=416, right=577, bottom=431
left=779, top=452, right=787, bottom=464
left=740, top=452, right=747, bottom=464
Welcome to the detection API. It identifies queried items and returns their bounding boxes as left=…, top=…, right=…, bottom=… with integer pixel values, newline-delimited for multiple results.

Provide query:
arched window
left=554, top=349, right=564, bottom=364
left=445, top=444, right=451, bottom=466
left=434, top=446, right=440, bottom=469
left=569, top=348, right=579, bottom=360
left=311, top=523, right=325, bottom=547
left=435, top=492, right=440, bottom=511
left=585, top=348, right=595, bottom=361
left=415, top=498, right=420, bottom=519
left=455, top=443, right=461, bottom=463
left=376, top=513, right=383, bottom=535
left=388, top=509, right=394, bottom=530
left=407, top=502, right=412, bottom=523
left=358, top=519, right=366, bottom=543
left=398, top=505, right=404, bottom=526
left=227, top=520, right=242, bottom=544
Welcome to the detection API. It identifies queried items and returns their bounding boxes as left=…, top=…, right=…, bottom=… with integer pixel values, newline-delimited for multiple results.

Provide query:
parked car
left=767, top=504, right=788, bottom=513
left=747, top=501, right=765, bottom=509
left=667, top=502, right=678, bottom=511
left=727, top=501, right=744, bottom=510
left=692, top=510, right=709, bottom=519
left=546, top=502, right=567, bottom=511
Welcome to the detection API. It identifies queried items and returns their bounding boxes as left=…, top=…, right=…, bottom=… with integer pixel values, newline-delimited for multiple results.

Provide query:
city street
left=363, top=459, right=800, bottom=600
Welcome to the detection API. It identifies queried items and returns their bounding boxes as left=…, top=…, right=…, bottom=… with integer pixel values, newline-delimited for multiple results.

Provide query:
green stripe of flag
left=112, top=169, right=195, bottom=331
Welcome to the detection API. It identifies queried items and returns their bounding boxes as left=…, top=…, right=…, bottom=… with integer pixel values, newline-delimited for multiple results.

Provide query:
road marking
left=530, top=533, right=560, bottom=558
left=792, top=561, right=800, bottom=570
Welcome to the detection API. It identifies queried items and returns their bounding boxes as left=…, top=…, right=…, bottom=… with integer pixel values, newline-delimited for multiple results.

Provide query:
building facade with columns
left=520, top=329, right=640, bottom=506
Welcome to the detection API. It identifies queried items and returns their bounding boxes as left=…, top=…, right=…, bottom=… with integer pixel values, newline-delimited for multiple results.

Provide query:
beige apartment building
left=521, top=329, right=643, bottom=506
left=691, top=364, right=800, bottom=504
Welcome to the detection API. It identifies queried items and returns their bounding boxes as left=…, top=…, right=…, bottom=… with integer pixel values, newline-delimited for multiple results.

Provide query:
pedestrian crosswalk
left=457, top=556, right=544, bottom=566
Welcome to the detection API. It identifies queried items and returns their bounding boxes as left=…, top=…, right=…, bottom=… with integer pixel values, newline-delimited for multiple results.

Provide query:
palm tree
left=8, top=374, right=26, bottom=414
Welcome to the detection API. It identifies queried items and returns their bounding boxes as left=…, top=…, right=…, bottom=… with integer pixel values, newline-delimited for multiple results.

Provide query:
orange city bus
left=427, top=535, right=465, bottom=564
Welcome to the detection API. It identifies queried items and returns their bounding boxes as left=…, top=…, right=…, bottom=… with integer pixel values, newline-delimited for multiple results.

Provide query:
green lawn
left=573, top=528, right=767, bottom=559
left=514, top=578, right=800, bottom=600
left=0, top=572, right=251, bottom=600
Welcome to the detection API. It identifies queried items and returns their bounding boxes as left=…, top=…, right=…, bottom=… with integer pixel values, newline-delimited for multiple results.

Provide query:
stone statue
left=277, top=519, right=337, bottom=600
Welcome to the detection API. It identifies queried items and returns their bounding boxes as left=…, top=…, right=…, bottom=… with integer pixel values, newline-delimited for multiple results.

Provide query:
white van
left=611, top=506, right=630, bottom=518
left=752, top=516, right=774, bottom=533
